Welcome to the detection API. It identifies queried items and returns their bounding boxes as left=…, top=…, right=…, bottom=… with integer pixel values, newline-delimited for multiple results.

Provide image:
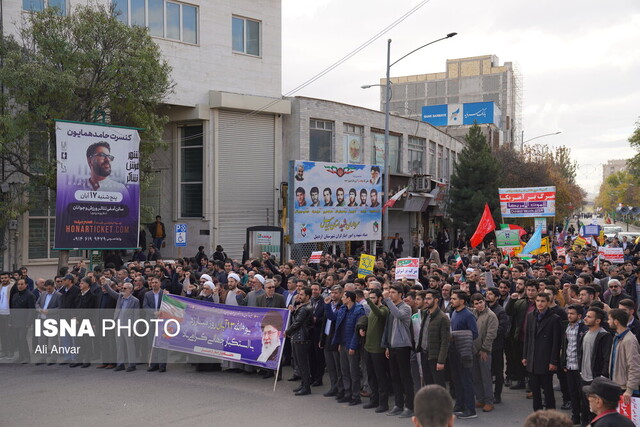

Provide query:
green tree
left=0, top=5, right=173, bottom=269
left=595, top=170, right=640, bottom=214
left=628, top=118, right=640, bottom=177
left=449, top=124, right=501, bottom=238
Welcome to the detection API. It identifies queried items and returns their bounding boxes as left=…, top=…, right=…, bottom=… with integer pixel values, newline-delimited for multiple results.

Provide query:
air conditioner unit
left=411, top=176, right=431, bottom=192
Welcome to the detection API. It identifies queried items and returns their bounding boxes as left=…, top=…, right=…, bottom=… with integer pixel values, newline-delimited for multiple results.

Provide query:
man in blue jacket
left=324, top=290, right=365, bottom=406
left=449, top=289, right=479, bottom=419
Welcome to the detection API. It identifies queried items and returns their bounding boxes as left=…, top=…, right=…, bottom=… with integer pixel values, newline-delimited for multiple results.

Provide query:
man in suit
left=255, top=279, right=285, bottom=379
left=390, top=233, right=404, bottom=258
left=35, top=279, right=61, bottom=364
left=256, top=279, right=286, bottom=308
left=144, top=276, right=168, bottom=372
left=522, top=292, right=562, bottom=411
left=309, top=283, right=325, bottom=387
left=102, top=278, right=140, bottom=372
left=59, top=274, right=81, bottom=364
left=320, top=285, right=344, bottom=399
left=71, top=277, right=99, bottom=368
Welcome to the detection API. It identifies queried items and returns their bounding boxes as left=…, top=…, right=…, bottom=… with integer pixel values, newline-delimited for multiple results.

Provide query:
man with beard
left=83, top=141, right=127, bottom=193
left=370, top=189, right=380, bottom=207
left=603, top=279, right=631, bottom=309
left=359, top=189, right=368, bottom=206
left=323, top=188, right=333, bottom=206
left=336, top=188, right=346, bottom=207
left=347, top=188, right=357, bottom=207
left=310, top=187, right=320, bottom=207
left=286, top=288, right=314, bottom=395
left=416, top=290, right=450, bottom=388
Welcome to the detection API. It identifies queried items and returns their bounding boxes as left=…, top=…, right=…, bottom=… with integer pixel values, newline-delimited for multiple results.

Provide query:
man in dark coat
left=73, top=277, right=99, bottom=368
left=522, top=292, right=562, bottom=411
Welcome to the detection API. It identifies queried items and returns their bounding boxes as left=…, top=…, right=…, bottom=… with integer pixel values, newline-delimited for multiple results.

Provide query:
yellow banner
left=357, top=254, right=376, bottom=278
left=531, top=237, right=550, bottom=255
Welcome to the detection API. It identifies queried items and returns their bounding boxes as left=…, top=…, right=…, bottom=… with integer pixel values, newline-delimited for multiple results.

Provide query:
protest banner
left=309, top=251, right=323, bottom=263
left=395, top=258, right=419, bottom=280
left=153, top=295, right=290, bottom=370
left=357, top=254, right=376, bottom=278
left=598, top=247, right=624, bottom=263
left=499, top=186, right=556, bottom=218
left=495, top=229, right=521, bottom=250
left=54, top=120, right=140, bottom=249
left=618, top=396, right=640, bottom=425
left=289, top=161, right=382, bottom=243
left=556, top=247, right=566, bottom=257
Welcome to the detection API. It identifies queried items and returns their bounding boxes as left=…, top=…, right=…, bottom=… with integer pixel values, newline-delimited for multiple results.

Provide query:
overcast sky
left=282, top=0, right=640, bottom=197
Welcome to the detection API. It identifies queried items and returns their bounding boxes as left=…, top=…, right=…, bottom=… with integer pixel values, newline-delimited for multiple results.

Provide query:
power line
left=142, top=0, right=433, bottom=145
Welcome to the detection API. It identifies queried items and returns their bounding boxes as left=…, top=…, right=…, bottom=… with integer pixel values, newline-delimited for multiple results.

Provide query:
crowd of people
left=0, top=223, right=639, bottom=425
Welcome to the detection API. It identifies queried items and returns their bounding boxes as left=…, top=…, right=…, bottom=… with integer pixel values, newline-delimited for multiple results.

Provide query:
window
left=437, top=144, right=444, bottom=180
left=428, top=141, right=436, bottom=176
left=27, top=132, right=81, bottom=259
left=343, top=124, right=363, bottom=163
left=408, top=136, right=425, bottom=174
left=232, top=16, right=261, bottom=56
left=179, top=124, right=203, bottom=218
left=444, top=148, right=451, bottom=181
left=310, top=119, right=334, bottom=162
left=23, top=0, right=66, bottom=14
left=372, top=132, right=401, bottom=174
left=114, top=0, right=198, bottom=44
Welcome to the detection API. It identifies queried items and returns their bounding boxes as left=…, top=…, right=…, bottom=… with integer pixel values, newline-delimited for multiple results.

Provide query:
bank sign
left=421, top=102, right=501, bottom=127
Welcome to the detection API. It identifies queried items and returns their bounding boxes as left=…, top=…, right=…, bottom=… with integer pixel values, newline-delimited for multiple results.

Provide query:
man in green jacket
left=416, top=290, right=450, bottom=388
left=358, top=288, right=390, bottom=413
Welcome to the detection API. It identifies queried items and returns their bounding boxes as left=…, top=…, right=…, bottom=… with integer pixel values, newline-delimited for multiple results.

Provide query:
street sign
left=175, top=223, right=187, bottom=247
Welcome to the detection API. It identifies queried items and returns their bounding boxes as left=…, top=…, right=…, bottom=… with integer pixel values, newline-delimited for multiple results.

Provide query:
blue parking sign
left=175, top=223, right=187, bottom=247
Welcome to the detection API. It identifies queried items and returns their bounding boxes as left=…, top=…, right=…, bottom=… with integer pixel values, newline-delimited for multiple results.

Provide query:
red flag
left=470, top=203, right=496, bottom=248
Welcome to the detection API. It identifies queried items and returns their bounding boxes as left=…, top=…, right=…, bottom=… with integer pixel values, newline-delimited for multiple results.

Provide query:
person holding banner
left=286, top=288, right=314, bottom=396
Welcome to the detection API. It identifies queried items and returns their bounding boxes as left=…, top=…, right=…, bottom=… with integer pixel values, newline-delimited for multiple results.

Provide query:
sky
left=281, top=0, right=640, bottom=198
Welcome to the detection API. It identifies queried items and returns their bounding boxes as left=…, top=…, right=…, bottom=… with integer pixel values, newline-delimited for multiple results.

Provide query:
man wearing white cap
left=213, top=272, right=246, bottom=372
left=242, top=274, right=266, bottom=307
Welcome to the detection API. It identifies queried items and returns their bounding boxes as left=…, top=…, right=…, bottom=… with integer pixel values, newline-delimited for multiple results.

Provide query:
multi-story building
left=2, top=0, right=289, bottom=271
left=382, top=55, right=521, bottom=149
left=602, top=159, right=628, bottom=182
left=283, top=97, right=465, bottom=258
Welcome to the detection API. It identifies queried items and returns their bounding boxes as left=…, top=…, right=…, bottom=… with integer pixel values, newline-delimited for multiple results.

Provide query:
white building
left=2, top=0, right=289, bottom=272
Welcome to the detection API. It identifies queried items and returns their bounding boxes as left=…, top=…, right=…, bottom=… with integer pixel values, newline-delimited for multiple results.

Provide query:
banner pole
left=273, top=311, right=291, bottom=392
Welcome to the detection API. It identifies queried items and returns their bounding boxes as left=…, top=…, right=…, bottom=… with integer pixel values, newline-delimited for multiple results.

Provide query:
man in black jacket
left=73, top=277, right=99, bottom=368
left=562, top=304, right=588, bottom=425
left=59, top=274, right=81, bottom=365
left=486, top=287, right=510, bottom=403
left=522, top=292, right=562, bottom=411
left=320, top=285, right=344, bottom=399
left=578, top=306, right=613, bottom=426
left=285, top=287, right=313, bottom=396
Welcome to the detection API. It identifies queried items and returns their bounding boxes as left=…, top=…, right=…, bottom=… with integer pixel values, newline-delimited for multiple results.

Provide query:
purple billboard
left=54, top=121, right=140, bottom=249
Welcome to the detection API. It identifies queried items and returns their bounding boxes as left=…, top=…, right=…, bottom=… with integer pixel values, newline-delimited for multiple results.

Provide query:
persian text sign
left=598, top=247, right=624, bottom=263
left=153, top=295, right=290, bottom=370
left=499, top=186, right=556, bottom=218
left=395, top=258, right=419, bottom=280
left=290, top=161, right=382, bottom=243
left=54, top=121, right=140, bottom=249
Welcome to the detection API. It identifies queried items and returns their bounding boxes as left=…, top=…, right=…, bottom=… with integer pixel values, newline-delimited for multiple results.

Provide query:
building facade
left=602, top=159, right=628, bottom=182
left=382, top=55, right=521, bottom=149
left=283, top=97, right=465, bottom=258
left=1, top=0, right=289, bottom=272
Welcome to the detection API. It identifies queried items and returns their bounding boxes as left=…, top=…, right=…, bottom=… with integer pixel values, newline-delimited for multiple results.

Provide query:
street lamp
left=363, top=33, right=457, bottom=253
left=521, top=131, right=562, bottom=149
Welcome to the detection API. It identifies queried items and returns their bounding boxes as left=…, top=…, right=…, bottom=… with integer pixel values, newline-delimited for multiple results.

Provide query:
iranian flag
left=455, top=252, right=463, bottom=268
left=382, top=187, right=408, bottom=212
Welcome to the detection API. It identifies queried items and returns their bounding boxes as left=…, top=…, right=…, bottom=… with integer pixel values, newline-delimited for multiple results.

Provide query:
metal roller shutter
left=218, top=111, right=275, bottom=260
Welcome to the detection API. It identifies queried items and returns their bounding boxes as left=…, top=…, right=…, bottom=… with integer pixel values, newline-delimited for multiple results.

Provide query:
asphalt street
left=0, top=362, right=557, bottom=427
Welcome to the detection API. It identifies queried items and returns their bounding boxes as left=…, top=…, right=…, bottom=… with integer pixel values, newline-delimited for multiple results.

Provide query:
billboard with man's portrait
left=289, top=160, right=383, bottom=243
left=54, top=120, right=140, bottom=249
